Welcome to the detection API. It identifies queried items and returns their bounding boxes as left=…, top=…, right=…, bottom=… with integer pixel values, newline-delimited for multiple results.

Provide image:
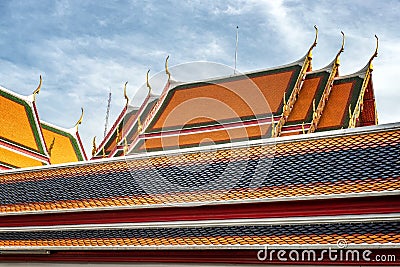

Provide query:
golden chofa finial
left=335, top=31, right=345, bottom=65
left=92, top=136, right=97, bottom=156
left=123, top=137, right=128, bottom=155
left=146, top=69, right=152, bottom=94
left=137, top=116, right=143, bottom=133
left=165, top=55, right=171, bottom=81
left=368, top=35, right=379, bottom=71
left=307, top=25, right=318, bottom=59
left=32, top=75, right=42, bottom=102
left=123, top=81, right=129, bottom=107
left=48, top=137, right=55, bottom=157
left=74, top=107, right=84, bottom=131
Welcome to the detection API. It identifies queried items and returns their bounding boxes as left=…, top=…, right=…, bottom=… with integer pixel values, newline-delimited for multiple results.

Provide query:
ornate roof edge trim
left=273, top=25, right=319, bottom=137
left=308, top=32, right=346, bottom=133
left=94, top=80, right=144, bottom=157
left=2, top=213, right=399, bottom=232
left=93, top=92, right=160, bottom=158
left=0, top=243, right=399, bottom=251
left=320, top=31, right=345, bottom=72
left=2, top=121, right=399, bottom=175
left=27, top=75, right=42, bottom=103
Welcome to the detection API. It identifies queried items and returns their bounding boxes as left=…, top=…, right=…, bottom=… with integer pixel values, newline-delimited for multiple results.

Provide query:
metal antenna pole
left=104, top=88, right=112, bottom=138
left=234, top=26, right=239, bottom=75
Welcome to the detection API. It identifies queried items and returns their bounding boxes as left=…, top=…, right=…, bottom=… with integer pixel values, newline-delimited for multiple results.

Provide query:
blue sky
left=1, top=0, right=400, bottom=154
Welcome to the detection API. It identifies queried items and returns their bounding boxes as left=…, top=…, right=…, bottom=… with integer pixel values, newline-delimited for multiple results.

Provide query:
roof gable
left=40, top=122, right=86, bottom=164
left=317, top=75, right=364, bottom=131
left=145, top=64, right=302, bottom=134
left=0, top=89, right=46, bottom=154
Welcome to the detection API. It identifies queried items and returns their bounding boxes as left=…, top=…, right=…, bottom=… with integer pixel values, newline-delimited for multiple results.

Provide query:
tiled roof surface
left=138, top=123, right=272, bottom=152
left=285, top=71, right=329, bottom=125
left=145, top=64, right=302, bottom=133
left=317, top=76, right=363, bottom=131
left=0, top=124, right=399, bottom=214
left=0, top=147, right=44, bottom=169
left=0, top=221, right=398, bottom=247
left=0, top=90, right=45, bottom=155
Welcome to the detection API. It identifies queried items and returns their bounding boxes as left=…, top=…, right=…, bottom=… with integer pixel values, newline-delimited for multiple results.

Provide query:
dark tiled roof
left=0, top=124, right=399, bottom=213
left=0, top=221, right=399, bottom=247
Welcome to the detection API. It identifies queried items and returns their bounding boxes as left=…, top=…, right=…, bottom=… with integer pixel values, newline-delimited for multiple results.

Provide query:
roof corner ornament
left=123, top=137, right=128, bottom=155
left=92, top=136, right=97, bottom=157
left=335, top=31, right=345, bottom=66
left=32, top=75, right=42, bottom=102
left=146, top=69, right=152, bottom=94
left=74, top=107, right=84, bottom=132
left=307, top=25, right=318, bottom=59
left=282, top=92, right=289, bottom=114
left=123, top=81, right=129, bottom=107
left=116, top=127, right=121, bottom=144
left=137, top=116, right=143, bottom=133
left=312, top=98, right=317, bottom=119
left=48, top=137, right=55, bottom=157
left=165, top=55, right=171, bottom=81
left=102, top=147, right=106, bottom=158
left=368, top=35, right=379, bottom=71
left=271, top=114, right=275, bottom=137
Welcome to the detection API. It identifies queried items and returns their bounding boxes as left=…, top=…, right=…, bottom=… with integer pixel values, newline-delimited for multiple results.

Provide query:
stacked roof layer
left=0, top=123, right=399, bottom=264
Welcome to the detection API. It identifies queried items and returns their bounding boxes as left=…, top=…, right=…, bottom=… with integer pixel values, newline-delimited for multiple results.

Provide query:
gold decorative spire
left=102, top=147, right=106, bottom=158
left=271, top=115, right=275, bottom=137
left=92, top=136, right=97, bottom=157
left=334, top=31, right=345, bottom=66
left=307, top=31, right=346, bottom=134
left=116, top=127, right=122, bottom=144
left=146, top=69, right=152, bottom=94
left=48, top=137, right=55, bottom=157
left=349, top=104, right=352, bottom=119
left=313, top=98, right=316, bottom=115
left=368, top=35, right=379, bottom=71
left=165, top=55, right=171, bottom=81
left=123, top=81, right=129, bottom=107
left=301, top=122, right=305, bottom=134
left=123, top=137, right=128, bottom=155
left=74, top=107, right=84, bottom=132
left=32, top=75, right=42, bottom=102
left=307, top=25, right=318, bottom=59
left=137, top=116, right=143, bottom=133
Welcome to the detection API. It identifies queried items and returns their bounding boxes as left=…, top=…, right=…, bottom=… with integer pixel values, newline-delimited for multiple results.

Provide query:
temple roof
left=0, top=79, right=87, bottom=170
left=91, top=30, right=379, bottom=157
left=1, top=122, right=398, bottom=214
left=0, top=123, right=399, bottom=261
left=0, top=85, right=49, bottom=169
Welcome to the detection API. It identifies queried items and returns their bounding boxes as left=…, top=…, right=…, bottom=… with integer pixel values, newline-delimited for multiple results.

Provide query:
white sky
left=0, top=0, right=399, bottom=153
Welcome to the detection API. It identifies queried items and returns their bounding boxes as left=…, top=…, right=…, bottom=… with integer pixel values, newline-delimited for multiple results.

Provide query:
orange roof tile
left=317, top=76, right=363, bottom=131
left=0, top=146, right=44, bottom=168
left=0, top=92, right=44, bottom=153
left=146, top=64, right=302, bottom=133
left=139, top=123, right=272, bottom=152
